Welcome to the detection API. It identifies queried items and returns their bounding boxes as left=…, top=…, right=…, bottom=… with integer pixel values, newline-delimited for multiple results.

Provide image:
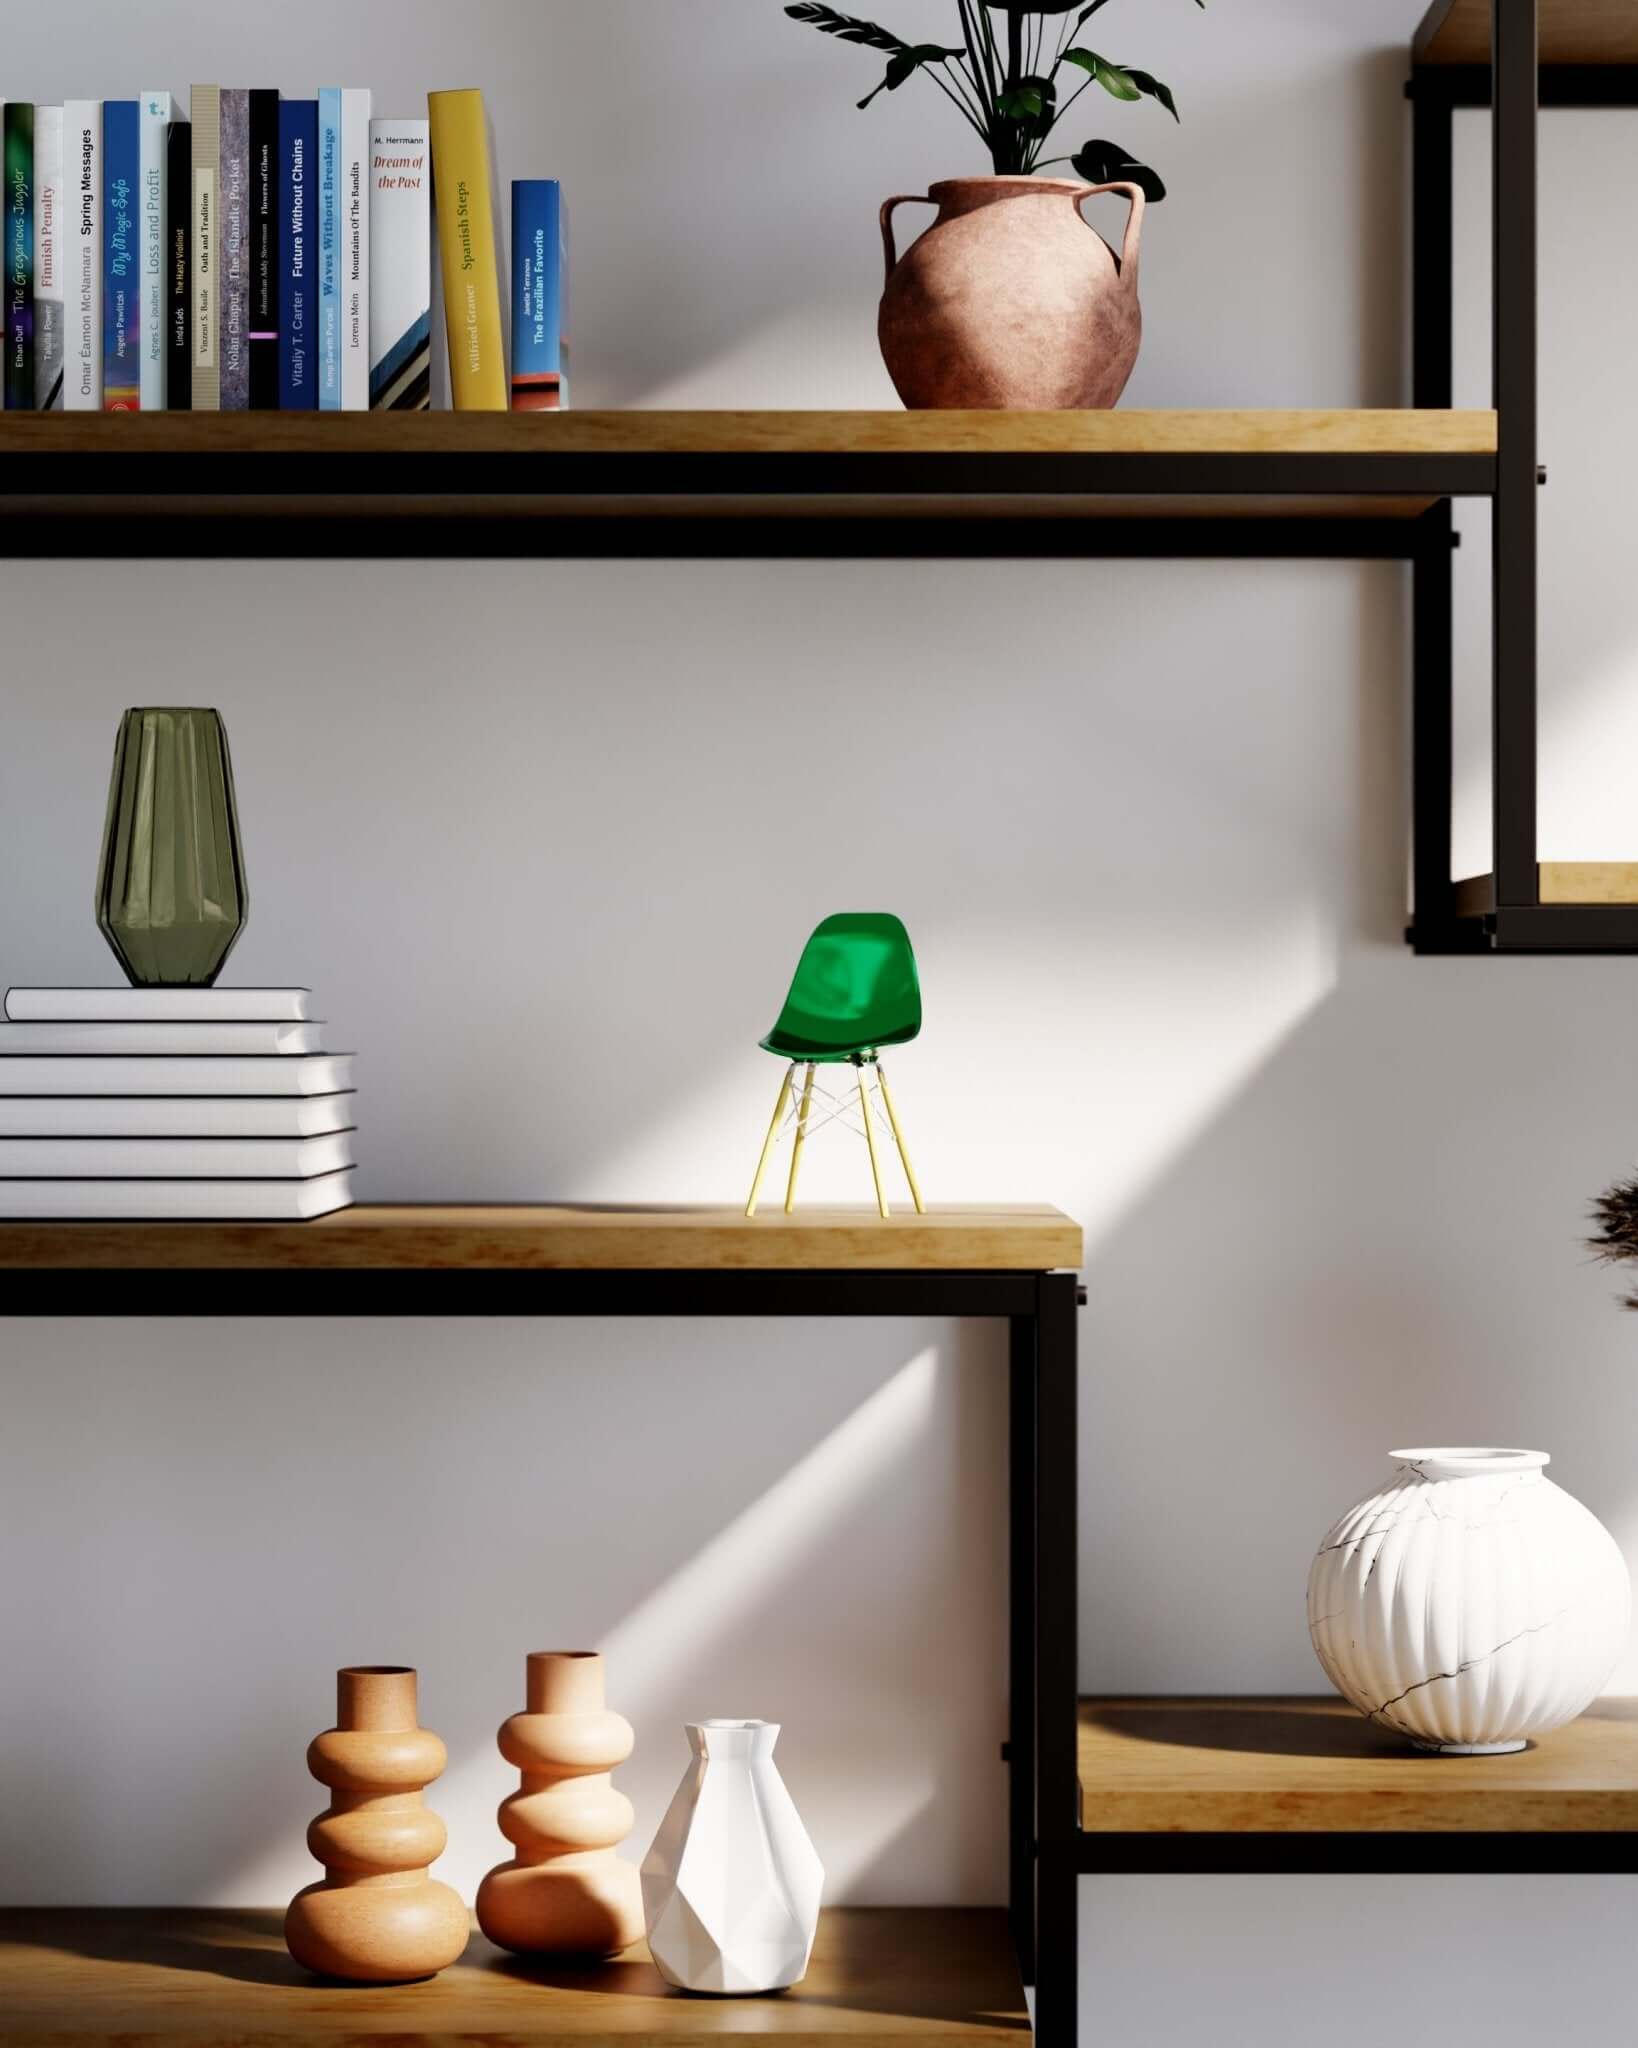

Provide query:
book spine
left=278, top=102, right=317, bottom=410
left=340, top=89, right=372, bottom=410
left=218, top=90, right=249, bottom=410
left=4, top=103, right=34, bottom=411
left=510, top=180, right=568, bottom=414
left=428, top=89, right=506, bottom=411
left=0, top=1021, right=319, bottom=1053
left=34, top=107, right=63, bottom=410
left=248, top=89, right=280, bottom=408
left=138, top=93, right=176, bottom=411
left=101, top=101, right=138, bottom=409
left=62, top=102, right=101, bottom=410
left=165, top=119, right=191, bottom=409
left=6, top=986, right=313, bottom=1021
left=317, top=87, right=341, bottom=411
left=190, top=86, right=219, bottom=412
left=368, top=118, right=429, bottom=411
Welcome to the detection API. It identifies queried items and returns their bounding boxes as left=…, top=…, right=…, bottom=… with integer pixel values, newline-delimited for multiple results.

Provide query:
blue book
left=316, top=87, right=341, bottom=410
left=102, top=100, right=140, bottom=409
left=510, top=180, right=568, bottom=411
left=278, top=100, right=318, bottom=409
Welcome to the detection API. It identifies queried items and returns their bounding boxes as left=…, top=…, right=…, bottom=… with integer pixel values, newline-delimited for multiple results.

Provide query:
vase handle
left=880, top=195, right=935, bottom=287
left=1077, top=182, right=1146, bottom=287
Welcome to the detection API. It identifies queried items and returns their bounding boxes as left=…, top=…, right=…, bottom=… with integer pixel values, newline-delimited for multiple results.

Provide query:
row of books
left=0, top=985, right=356, bottom=1220
left=0, top=87, right=567, bottom=414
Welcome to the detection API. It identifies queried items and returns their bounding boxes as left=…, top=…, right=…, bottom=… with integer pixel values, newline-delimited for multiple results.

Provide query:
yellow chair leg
left=858, top=1064, right=890, bottom=1219
left=875, top=1061, right=925, bottom=1215
left=785, top=1064, right=817, bottom=1214
left=746, top=1066, right=796, bottom=1218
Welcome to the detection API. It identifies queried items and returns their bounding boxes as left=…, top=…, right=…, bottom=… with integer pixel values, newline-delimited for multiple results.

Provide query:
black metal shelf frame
left=10, top=12, right=1633, bottom=2048
left=1082, top=1832, right=1638, bottom=1875
left=9, top=1262, right=1083, bottom=2042
left=1409, top=4, right=1638, bottom=953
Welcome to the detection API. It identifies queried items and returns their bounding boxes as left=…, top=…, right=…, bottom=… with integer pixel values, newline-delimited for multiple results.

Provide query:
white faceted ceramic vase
left=1308, top=1448, right=1630, bottom=1753
left=641, top=1719, right=823, bottom=1995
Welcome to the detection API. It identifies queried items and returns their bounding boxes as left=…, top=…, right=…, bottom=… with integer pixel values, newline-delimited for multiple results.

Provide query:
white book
left=368, top=118, right=430, bottom=410
left=63, top=100, right=101, bottom=410
left=0, top=1169, right=355, bottom=1220
left=0, top=1054, right=355, bottom=1097
left=34, top=105, right=64, bottom=409
left=5, top=987, right=314, bottom=1022
left=0, top=1130, right=355, bottom=1179
left=138, top=91, right=177, bottom=411
left=340, top=88, right=372, bottom=409
left=0, top=1021, right=322, bottom=1055
left=0, top=1092, right=355, bottom=1137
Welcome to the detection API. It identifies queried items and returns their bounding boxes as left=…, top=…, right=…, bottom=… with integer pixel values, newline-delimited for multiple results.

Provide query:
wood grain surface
left=1417, top=0, right=1638, bottom=64
left=1079, top=1696, right=1638, bottom=1832
left=0, top=1908, right=1025, bottom=2045
left=0, top=409, right=1498, bottom=459
left=0, top=1204, right=1083, bottom=1272
left=1453, top=864, right=1638, bottom=917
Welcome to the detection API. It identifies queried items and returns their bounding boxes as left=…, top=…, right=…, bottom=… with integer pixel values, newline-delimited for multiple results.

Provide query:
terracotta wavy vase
left=878, top=175, right=1145, bottom=411
left=284, top=1667, right=469, bottom=1983
left=475, top=1650, right=645, bottom=1957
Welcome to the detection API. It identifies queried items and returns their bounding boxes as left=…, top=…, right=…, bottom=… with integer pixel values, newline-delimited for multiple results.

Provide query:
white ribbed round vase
left=1307, top=1448, right=1630, bottom=1754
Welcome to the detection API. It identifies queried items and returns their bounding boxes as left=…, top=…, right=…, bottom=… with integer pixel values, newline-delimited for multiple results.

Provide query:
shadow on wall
left=1081, top=937, right=1638, bottom=1698
left=0, top=1317, right=1006, bottom=1910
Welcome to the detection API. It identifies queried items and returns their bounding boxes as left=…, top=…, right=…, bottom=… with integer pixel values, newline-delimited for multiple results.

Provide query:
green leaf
left=997, top=73, right=1057, bottom=119
left=1099, top=58, right=1140, bottom=101
left=1072, top=139, right=1166, bottom=201
left=998, top=85, right=1042, bottom=117
left=1117, top=66, right=1180, bottom=120
left=783, top=3, right=907, bottom=54
left=1061, top=49, right=1143, bottom=103
left=858, top=42, right=966, bottom=108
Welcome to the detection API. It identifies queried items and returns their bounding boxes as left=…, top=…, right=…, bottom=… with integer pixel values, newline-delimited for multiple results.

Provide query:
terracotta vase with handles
left=878, top=175, right=1145, bottom=411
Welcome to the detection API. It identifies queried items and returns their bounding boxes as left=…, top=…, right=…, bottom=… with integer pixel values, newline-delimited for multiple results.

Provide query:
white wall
left=3, top=5, right=1638, bottom=2041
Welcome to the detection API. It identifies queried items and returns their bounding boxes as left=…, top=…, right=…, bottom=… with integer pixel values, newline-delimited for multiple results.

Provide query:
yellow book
left=428, top=88, right=506, bottom=410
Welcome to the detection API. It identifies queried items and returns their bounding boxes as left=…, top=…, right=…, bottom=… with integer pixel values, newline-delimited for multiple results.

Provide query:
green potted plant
left=784, top=2, right=1199, bottom=410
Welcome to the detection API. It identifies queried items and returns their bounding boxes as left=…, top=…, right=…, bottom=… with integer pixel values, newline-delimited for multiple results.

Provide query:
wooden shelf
left=0, top=1908, right=1025, bottom=2046
left=0, top=1203, right=1082, bottom=1274
left=1079, top=1696, right=1638, bottom=1834
left=0, top=408, right=1498, bottom=460
left=1417, top=0, right=1638, bottom=65
left=1454, top=863, right=1638, bottom=916
left=0, top=411, right=1498, bottom=544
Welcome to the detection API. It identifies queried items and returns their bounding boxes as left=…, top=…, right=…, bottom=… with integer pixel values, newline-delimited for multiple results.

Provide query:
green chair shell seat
left=747, top=913, right=925, bottom=1220
left=758, top=911, right=922, bottom=1064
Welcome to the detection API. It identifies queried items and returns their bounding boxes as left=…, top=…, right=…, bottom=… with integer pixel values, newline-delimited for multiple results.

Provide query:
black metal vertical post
left=1412, top=80, right=1454, bottom=415
left=1492, top=0, right=1539, bottom=907
left=1008, top=1315, right=1038, bottom=1986
left=1410, top=76, right=1458, bottom=938
left=1413, top=501, right=1457, bottom=933
left=1031, top=1273, right=1080, bottom=2047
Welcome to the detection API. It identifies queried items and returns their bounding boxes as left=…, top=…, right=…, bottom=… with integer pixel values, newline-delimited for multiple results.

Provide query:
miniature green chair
left=746, top=912, right=925, bottom=1220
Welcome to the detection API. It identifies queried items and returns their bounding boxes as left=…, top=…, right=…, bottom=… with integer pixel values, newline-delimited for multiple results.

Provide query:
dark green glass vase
left=95, top=709, right=249, bottom=987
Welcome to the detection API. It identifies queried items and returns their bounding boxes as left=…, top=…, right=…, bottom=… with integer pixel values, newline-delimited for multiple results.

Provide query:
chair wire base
left=745, top=1057, right=925, bottom=1219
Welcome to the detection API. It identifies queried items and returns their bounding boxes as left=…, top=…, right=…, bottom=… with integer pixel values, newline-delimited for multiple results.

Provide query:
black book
left=165, top=119, right=192, bottom=410
left=248, top=90, right=280, bottom=408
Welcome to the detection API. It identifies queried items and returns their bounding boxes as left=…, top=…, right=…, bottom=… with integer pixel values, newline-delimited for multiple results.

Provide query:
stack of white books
left=0, top=988, right=356, bottom=1220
